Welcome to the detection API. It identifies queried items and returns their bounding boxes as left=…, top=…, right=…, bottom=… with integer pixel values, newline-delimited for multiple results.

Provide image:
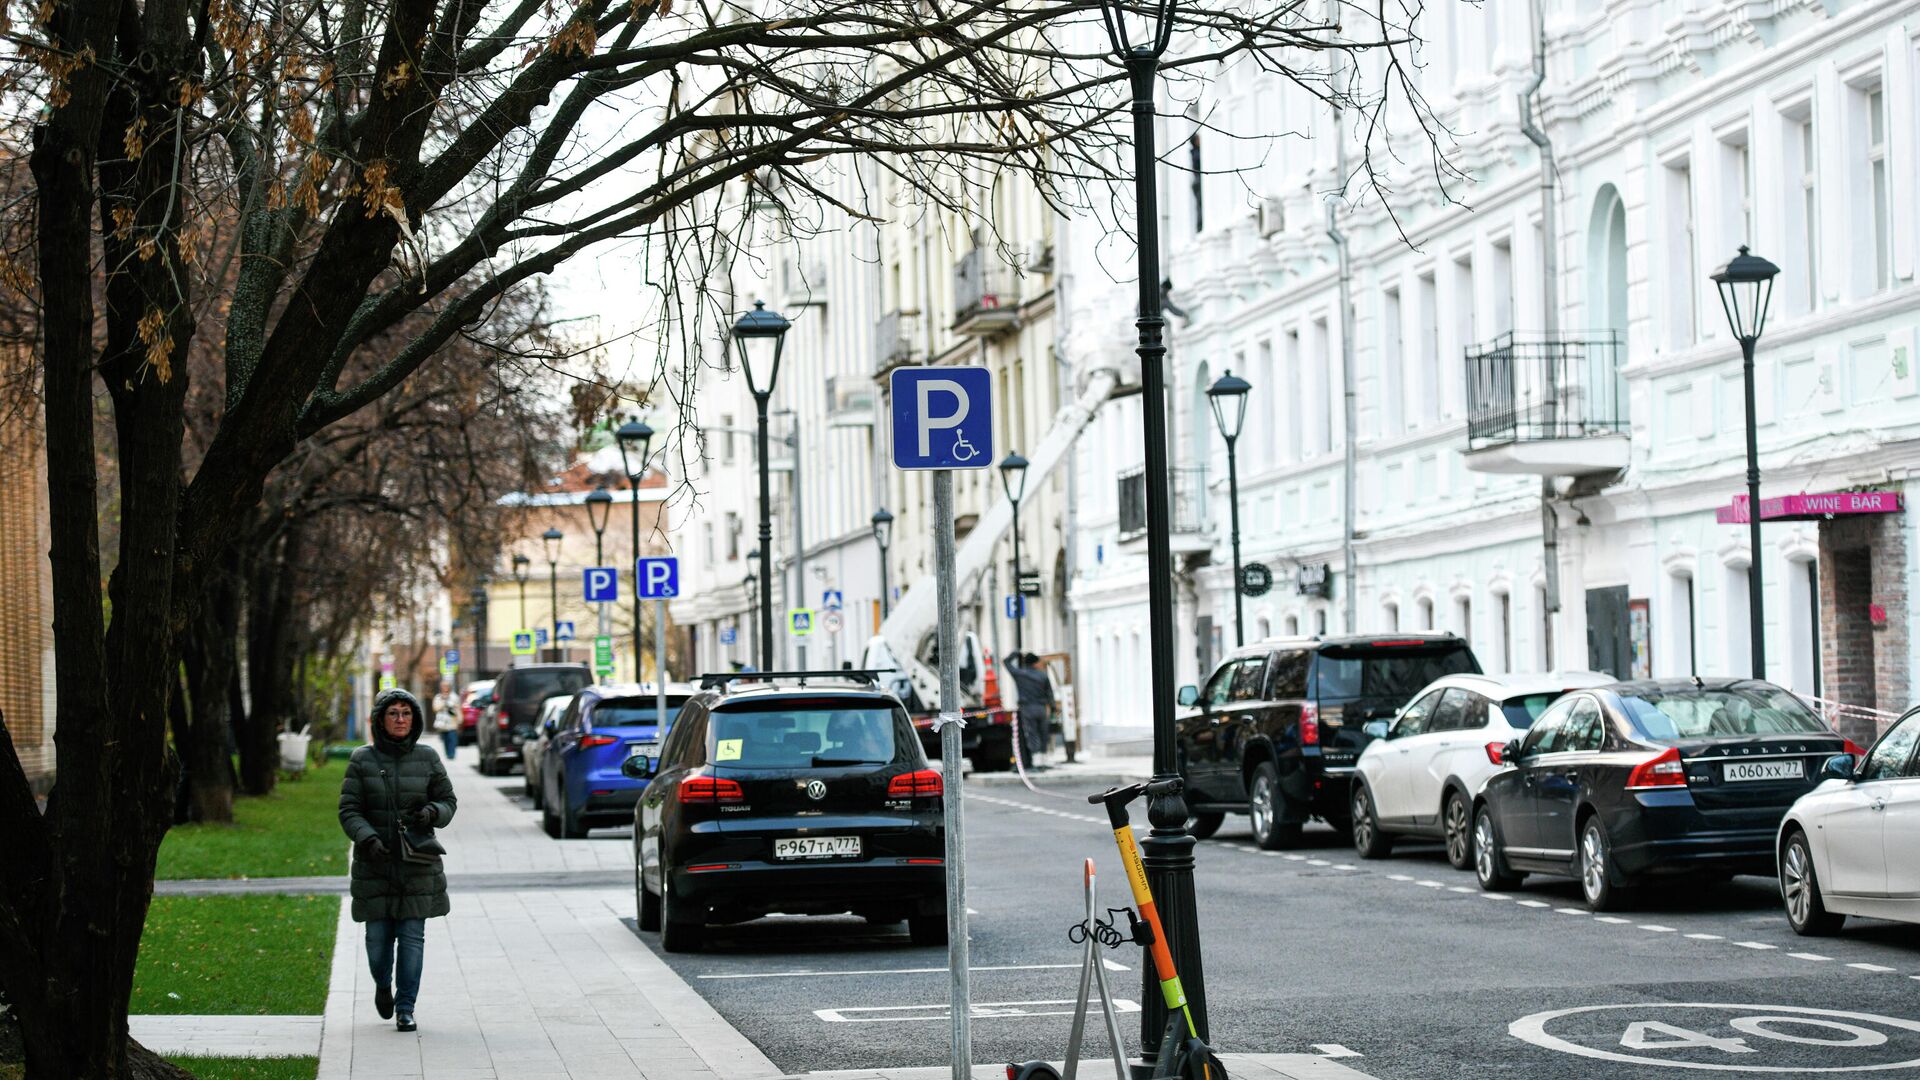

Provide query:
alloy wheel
left=1782, top=841, right=1812, bottom=925
left=1351, top=790, right=1373, bottom=851
left=1444, top=795, right=1470, bottom=868
left=1250, top=774, right=1274, bottom=840
left=1473, top=813, right=1496, bottom=883
left=1581, top=824, right=1607, bottom=903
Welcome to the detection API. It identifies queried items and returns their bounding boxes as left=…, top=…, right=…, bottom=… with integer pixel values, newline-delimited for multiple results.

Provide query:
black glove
left=406, top=806, right=437, bottom=828
left=356, top=836, right=390, bottom=861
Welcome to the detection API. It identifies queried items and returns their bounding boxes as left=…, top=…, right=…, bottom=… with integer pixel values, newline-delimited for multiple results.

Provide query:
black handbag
left=398, top=826, right=446, bottom=864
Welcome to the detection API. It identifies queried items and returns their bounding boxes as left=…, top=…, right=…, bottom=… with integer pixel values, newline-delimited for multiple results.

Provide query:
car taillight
left=679, top=770, right=745, bottom=804
left=578, top=734, right=619, bottom=749
left=1485, top=741, right=1507, bottom=765
left=1843, top=738, right=1866, bottom=758
left=887, top=769, right=944, bottom=798
left=1299, top=703, right=1319, bottom=746
left=497, top=713, right=508, bottom=729
left=1625, top=746, right=1687, bottom=790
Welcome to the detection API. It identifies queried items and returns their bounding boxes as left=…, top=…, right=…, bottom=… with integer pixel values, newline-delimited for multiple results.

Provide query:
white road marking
left=1684, top=933, right=1723, bottom=940
left=1312, top=1044, right=1362, bottom=1058
left=1308, top=859, right=1332, bottom=867
left=1261, top=851, right=1281, bottom=857
left=1448, top=886, right=1475, bottom=893
left=1638, top=924, right=1677, bottom=933
left=1416, top=880, right=1445, bottom=888
left=815, top=998, right=1142, bottom=1023
left=1333, top=864, right=1357, bottom=870
left=1594, top=916, right=1631, bottom=924
left=1102, top=958, right=1130, bottom=972
left=1284, top=854, right=1306, bottom=861
left=1515, top=899, right=1550, bottom=908
left=1733, top=941, right=1778, bottom=950
left=1848, top=963, right=1897, bottom=973
left=1387, top=874, right=1413, bottom=881
left=1788, top=952, right=1832, bottom=961
left=1554, top=907, right=1588, bottom=915
left=1481, top=893, right=1511, bottom=900
left=701, top=962, right=1085, bottom=980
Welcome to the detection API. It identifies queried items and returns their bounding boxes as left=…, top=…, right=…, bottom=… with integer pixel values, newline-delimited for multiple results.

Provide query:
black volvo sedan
left=625, top=671, right=947, bottom=951
left=1472, top=678, right=1859, bottom=910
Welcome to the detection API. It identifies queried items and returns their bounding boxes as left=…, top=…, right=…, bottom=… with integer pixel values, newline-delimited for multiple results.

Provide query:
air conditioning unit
left=1027, top=239, right=1055, bottom=273
left=1257, top=196, right=1285, bottom=238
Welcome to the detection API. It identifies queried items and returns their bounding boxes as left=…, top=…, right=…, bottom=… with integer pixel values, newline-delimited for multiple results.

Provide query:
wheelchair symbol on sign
left=951, top=431, right=980, bottom=462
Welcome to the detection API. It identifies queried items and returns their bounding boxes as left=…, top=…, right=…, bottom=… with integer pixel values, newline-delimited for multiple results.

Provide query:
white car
left=1351, top=671, right=1614, bottom=867
left=1776, top=705, right=1920, bottom=935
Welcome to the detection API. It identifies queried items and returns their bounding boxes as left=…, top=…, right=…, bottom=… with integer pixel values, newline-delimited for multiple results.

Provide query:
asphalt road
left=500, top=770, right=1920, bottom=1077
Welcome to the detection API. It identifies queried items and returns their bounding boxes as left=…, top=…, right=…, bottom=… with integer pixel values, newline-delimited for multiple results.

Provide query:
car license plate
left=774, top=836, right=861, bottom=860
left=627, top=742, right=657, bottom=758
left=1723, top=760, right=1803, bottom=783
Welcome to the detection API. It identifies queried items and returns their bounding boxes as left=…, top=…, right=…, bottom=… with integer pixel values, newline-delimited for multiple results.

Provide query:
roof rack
left=697, top=668, right=893, bottom=691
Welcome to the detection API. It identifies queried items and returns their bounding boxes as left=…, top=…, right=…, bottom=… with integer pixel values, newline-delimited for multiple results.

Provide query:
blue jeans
left=365, top=918, right=427, bottom=1014
left=440, top=730, right=458, bottom=759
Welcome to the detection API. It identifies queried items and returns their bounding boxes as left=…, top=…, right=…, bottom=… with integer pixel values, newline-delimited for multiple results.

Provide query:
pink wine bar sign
left=1715, top=490, right=1905, bottom=524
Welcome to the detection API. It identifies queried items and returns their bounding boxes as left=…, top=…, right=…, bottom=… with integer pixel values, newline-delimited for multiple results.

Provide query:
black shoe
left=396, top=1013, right=416, bottom=1032
left=374, top=984, right=393, bottom=1020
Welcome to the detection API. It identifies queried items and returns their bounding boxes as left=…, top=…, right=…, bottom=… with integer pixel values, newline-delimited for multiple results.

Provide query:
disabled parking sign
left=637, top=557, right=679, bottom=600
left=890, top=367, right=992, bottom=471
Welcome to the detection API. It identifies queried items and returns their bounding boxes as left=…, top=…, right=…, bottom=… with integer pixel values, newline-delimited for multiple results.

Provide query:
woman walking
left=339, top=688, right=457, bottom=1032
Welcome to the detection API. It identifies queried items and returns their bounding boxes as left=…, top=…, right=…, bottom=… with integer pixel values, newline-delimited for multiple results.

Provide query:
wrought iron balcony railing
left=1464, top=331, right=1627, bottom=449
left=1117, top=466, right=1207, bottom=542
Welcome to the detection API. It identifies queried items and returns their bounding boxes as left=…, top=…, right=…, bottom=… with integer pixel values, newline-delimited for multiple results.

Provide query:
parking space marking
left=1849, top=963, right=1897, bottom=973
left=1387, top=874, right=1413, bottom=881
left=1734, top=941, right=1778, bottom=950
left=1594, top=916, right=1632, bottom=924
left=1416, top=879, right=1445, bottom=888
left=1481, top=892, right=1510, bottom=900
left=1788, top=952, right=1833, bottom=961
left=1308, top=859, right=1332, bottom=867
left=1638, top=924, right=1677, bottom=933
left=1448, top=885, right=1476, bottom=893
left=815, top=997, right=1143, bottom=1023
left=1515, top=899, right=1550, bottom=908
left=1685, top=933, right=1724, bottom=940
left=1334, top=863, right=1358, bottom=870
left=1554, top=907, right=1588, bottom=915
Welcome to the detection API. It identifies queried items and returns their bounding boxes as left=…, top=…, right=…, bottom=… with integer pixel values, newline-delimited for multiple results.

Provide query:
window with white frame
left=1490, top=237, right=1514, bottom=338
left=720, top=414, right=736, bottom=464
left=1257, top=339, right=1276, bottom=466
left=1867, top=85, right=1891, bottom=293
left=1453, top=595, right=1472, bottom=646
left=1416, top=596, right=1434, bottom=631
left=1496, top=591, right=1513, bottom=674
left=1380, top=287, right=1405, bottom=434
left=1383, top=600, right=1399, bottom=631
left=1416, top=271, right=1438, bottom=426
left=1718, top=129, right=1753, bottom=252
left=1452, top=252, right=1476, bottom=395
left=1663, top=155, right=1698, bottom=347
left=1284, top=328, right=1303, bottom=460
left=1784, top=107, right=1819, bottom=314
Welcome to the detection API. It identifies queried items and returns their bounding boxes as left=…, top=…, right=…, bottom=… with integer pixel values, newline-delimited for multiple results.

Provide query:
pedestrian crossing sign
left=510, top=630, right=535, bottom=656
left=787, top=608, right=815, bottom=636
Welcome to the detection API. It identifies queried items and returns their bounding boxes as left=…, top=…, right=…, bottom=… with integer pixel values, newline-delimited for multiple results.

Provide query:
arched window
left=1416, top=596, right=1435, bottom=631
left=1383, top=601, right=1400, bottom=632
left=1284, top=614, right=1300, bottom=636
left=1587, top=186, right=1630, bottom=422
left=1191, top=361, right=1213, bottom=476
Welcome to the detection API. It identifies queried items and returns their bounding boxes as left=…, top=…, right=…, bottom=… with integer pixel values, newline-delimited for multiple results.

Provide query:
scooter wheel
left=1006, top=1062, right=1063, bottom=1080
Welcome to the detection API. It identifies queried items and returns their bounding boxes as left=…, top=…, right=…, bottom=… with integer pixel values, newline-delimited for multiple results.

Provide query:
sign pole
left=655, top=598, right=669, bottom=726
left=933, top=468, right=971, bottom=1080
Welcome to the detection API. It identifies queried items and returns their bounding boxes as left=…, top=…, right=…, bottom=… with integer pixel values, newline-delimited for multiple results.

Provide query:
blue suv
left=541, top=684, right=691, bottom=839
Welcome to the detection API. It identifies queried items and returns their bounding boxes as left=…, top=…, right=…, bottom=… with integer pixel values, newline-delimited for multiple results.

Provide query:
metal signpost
left=890, top=364, right=993, bottom=1080
left=638, top=557, right=679, bottom=728
left=585, top=567, right=619, bottom=680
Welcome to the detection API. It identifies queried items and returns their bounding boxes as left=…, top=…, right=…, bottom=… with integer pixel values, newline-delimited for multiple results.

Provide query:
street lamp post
left=998, top=453, right=1030, bottom=658
left=1711, top=246, right=1780, bottom=681
left=543, top=527, right=564, bottom=661
left=617, top=419, right=656, bottom=681
left=871, top=509, right=895, bottom=621
left=730, top=301, right=792, bottom=673
left=743, top=557, right=761, bottom=669
left=1097, top=0, right=1209, bottom=1057
left=470, top=581, right=488, bottom=680
left=587, top=486, right=614, bottom=673
left=512, top=554, right=530, bottom=633
left=1208, top=371, right=1251, bottom=646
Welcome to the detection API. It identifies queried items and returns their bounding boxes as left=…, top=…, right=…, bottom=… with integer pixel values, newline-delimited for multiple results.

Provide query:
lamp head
left=585, top=486, right=613, bottom=534
left=1207, top=369, right=1252, bottom=442
left=998, top=452, right=1030, bottom=504
left=511, top=553, right=530, bottom=584
left=1710, top=245, right=1780, bottom=343
left=870, top=507, right=895, bottom=550
left=541, top=527, right=564, bottom=565
left=730, top=301, right=791, bottom=397
left=615, top=418, right=654, bottom=483
left=1098, top=0, right=1177, bottom=62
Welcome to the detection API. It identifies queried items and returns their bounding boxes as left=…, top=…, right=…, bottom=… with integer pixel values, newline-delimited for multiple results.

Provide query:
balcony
left=952, top=249, right=1021, bottom=336
left=873, top=309, right=922, bottom=376
left=780, top=256, right=828, bottom=307
left=1463, top=331, right=1629, bottom=477
left=1116, top=466, right=1211, bottom=555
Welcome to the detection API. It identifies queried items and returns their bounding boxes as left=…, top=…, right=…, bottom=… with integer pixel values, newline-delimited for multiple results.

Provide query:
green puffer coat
left=339, top=688, right=458, bottom=922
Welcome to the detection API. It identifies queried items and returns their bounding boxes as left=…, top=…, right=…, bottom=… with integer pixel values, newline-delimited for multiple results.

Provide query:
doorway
left=1586, top=585, right=1631, bottom=679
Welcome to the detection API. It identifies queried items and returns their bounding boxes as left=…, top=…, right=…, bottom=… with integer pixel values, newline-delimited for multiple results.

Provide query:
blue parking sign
left=535, top=627, right=549, bottom=646
left=720, top=626, right=738, bottom=645
left=1005, top=595, right=1024, bottom=619
left=583, top=566, right=619, bottom=602
left=890, top=367, right=992, bottom=470
left=637, top=557, right=679, bottom=599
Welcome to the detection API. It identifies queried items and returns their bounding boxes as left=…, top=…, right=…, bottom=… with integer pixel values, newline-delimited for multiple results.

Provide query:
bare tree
left=0, top=0, right=1440, bottom=1074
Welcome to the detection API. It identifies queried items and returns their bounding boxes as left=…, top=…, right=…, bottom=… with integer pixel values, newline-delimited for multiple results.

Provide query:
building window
left=1453, top=595, right=1472, bottom=646
left=1663, top=156, right=1697, bottom=347
left=720, top=414, right=736, bottom=464
left=1383, top=600, right=1399, bottom=631
left=1497, top=592, right=1512, bottom=674
left=1285, top=614, right=1299, bottom=635
left=1416, top=596, right=1434, bottom=631
left=1792, top=112, right=1819, bottom=313
left=1490, top=237, right=1514, bottom=338
left=1668, top=571, right=1697, bottom=678
left=1284, top=328, right=1303, bottom=461
left=1189, top=133, right=1204, bottom=234
left=1724, top=561, right=1752, bottom=674
left=1380, top=287, right=1404, bottom=434
left=1314, top=608, right=1328, bottom=635
left=1257, top=340, right=1276, bottom=466
left=1868, top=87, right=1891, bottom=292
left=725, top=512, right=741, bottom=560
left=1310, top=316, right=1332, bottom=455
left=1416, top=271, right=1438, bottom=426
left=1786, top=556, right=1820, bottom=698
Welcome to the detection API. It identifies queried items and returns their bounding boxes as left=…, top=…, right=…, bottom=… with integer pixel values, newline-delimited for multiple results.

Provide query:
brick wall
left=1817, top=511, right=1910, bottom=743
left=0, top=420, right=54, bottom=794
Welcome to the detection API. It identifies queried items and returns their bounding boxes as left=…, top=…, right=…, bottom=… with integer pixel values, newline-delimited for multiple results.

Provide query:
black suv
left=624, top=670, right=947, bottom=952
left=476, top=663, right=593, bottom=775
left=1176, top=634, right=1480, bottom=847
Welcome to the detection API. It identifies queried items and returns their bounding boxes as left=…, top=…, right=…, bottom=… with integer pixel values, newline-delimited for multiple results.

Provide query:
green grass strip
left=133, top=895, right=336, bottom=1016
left=157, top=760, right=350, bottom=881
left=165, top=1057, right=318, bottom=1080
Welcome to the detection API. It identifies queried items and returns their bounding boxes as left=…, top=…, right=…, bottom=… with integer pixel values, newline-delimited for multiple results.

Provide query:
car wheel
left=561, top=785, right=588, bottom=839
left=1473, top=805, right=1523, bottom=891
left=659, top=875, right=705, bottom=953
left=1185, top=811, right=1225, bottom=840
left=1248, top=763, right=1302, bottom=850
left=908, top=912, right=949, bottom=947
left=1350, top=783, right=1394, bottom=859
left=1442, top=790, right=1472, bottom=871
left=542, top=796, right=562, bottom=839
left=1579, top=816, right=1631, bottom=912
left=1781, top=831, right=1844, bottom=936
left=530, top=770, right=545, bottom=810
left=636, top=858, right=661, bottom=932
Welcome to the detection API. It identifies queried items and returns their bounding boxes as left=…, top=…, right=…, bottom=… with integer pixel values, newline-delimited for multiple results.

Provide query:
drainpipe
left=1329, top=56, right=1359, bottom=632
left=1520, top=0, right=1563, bottom=654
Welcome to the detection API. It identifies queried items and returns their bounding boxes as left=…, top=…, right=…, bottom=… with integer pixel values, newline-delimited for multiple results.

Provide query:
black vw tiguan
left=1473, top=678, right=1857, bottom=910
left=626, top=671, right=947, bottom=951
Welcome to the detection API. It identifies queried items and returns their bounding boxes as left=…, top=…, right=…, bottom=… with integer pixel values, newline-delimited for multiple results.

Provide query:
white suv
left=1351, top=672, right=1613, bottom=867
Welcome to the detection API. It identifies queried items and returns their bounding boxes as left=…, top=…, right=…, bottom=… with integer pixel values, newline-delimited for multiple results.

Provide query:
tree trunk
left=240, top=528, right=300, bottom=795
left=181, top=546, right=243, bottom=823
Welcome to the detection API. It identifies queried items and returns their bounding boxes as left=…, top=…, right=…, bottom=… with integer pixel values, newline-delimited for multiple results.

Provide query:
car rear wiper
left=809, top=756, right=884, bottom=766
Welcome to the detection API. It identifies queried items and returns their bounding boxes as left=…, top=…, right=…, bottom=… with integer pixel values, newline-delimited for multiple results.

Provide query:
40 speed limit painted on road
left=1511, top=1003, right=1920, bottom=1072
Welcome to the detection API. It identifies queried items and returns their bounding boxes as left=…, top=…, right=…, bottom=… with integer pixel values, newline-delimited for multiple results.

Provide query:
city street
left=472, top=762, right=1920, bottom=1079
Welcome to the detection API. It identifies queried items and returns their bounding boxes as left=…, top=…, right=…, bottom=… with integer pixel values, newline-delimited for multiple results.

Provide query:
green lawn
left=157, top=760, right=349, bottom=880
left=167, top=1057, right=317, bottom=1080
left=133, top=895, right=336, bottom=1015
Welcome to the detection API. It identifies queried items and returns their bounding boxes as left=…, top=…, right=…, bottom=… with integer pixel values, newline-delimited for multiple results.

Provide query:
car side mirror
left=542, top=719, right=557, bottom=736
left=1176, top=684, right=1199, bottom=708
left=620, top=754, right=654, bottom=780
left=1502, top=739, right=1524, bottom=764
left=1821, top=753, right=1857, bottom=781
left=1362, top=720, right=1390, bottom=740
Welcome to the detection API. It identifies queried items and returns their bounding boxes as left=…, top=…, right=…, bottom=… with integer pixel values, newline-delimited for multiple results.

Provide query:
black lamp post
left=743, top=551, right=762, bottom=669
left=1208, top=370, right=1251, bottom=646
left=470, top=580, right=488, bottom=680
left=731, top=301, right=791, bottom=673
left=586, top=486, right=613, bottom=566
left=543, top=527, right=564, bottom=659
left=1098, top=0, right=1207, bottom=1057
left=511, top=553, right=530, bottom=631
left=871, top=508, right=895, bottom=621
left=1711, top=245, right=1779, bottom=681
left=617, top=418, right=655, bottom=678
left=998, top=452, right=1030, bottom=657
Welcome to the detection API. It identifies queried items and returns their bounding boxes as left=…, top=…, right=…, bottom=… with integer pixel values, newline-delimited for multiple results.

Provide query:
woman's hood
left=370, top=687, right=427, bottom=753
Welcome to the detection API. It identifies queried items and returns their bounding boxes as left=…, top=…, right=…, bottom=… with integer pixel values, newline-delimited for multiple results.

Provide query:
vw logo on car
left=805, top=779, right=828, bottom=801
